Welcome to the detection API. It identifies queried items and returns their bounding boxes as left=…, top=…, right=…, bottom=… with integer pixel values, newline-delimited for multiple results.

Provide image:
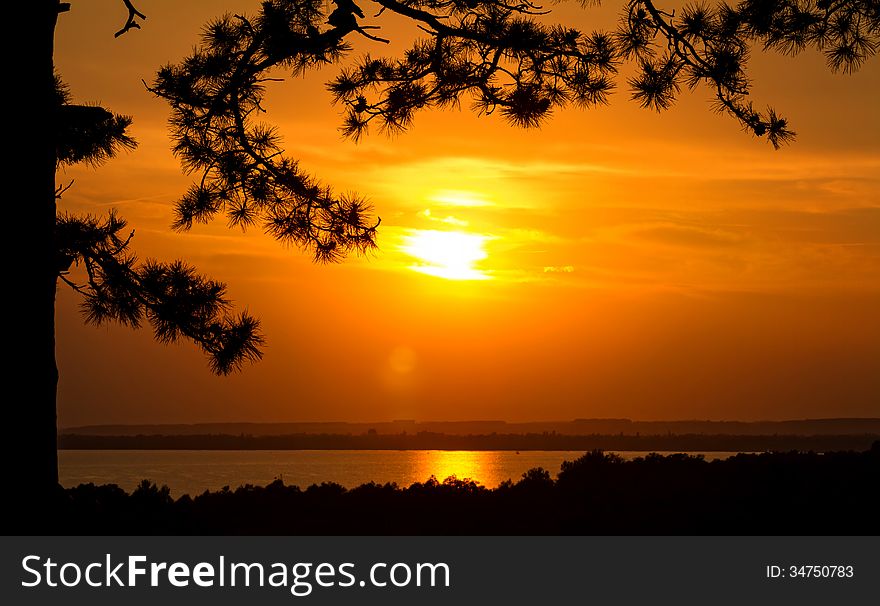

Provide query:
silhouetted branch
left=54, top=75, right=137, bottom=166
left=149, top=1, right=381, bottom=262
left=619, top=0, right=878, bottom=147
left=54, top=78, right=263, bottom=375
left=632, top=0, right=796, bottom=147
left=56, top=211, right=264, bottom=375
left=115, top=0, right=146, bottom=38
left=55, top=180, right=74, bottom=199
left=148, top=0, right=879, bottom=261
left=330, top=0, right=619, bottom=136
left=58, top=273, right=89, bottom=295
left=356, top=26, right=391, bottom=44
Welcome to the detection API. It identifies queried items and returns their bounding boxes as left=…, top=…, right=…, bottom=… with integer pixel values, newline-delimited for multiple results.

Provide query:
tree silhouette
left=36, top=66, right=266, bottom=502
left=55, top=77, right=264, bottom=378
left=26, top=0, right=878, bottom=503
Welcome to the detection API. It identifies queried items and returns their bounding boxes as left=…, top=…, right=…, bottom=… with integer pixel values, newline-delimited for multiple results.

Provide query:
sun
left=401, top=230, right=491, bottom=280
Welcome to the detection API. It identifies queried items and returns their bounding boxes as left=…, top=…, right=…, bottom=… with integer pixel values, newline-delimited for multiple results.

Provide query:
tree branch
left=115, top=0, right=146, bottom=38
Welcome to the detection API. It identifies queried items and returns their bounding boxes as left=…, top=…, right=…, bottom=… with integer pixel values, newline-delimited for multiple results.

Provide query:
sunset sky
left=54, top=0, right=879, bottom=427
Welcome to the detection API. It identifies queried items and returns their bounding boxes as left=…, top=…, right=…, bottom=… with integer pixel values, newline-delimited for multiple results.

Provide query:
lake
left=59, top=449, right=743, bottom=496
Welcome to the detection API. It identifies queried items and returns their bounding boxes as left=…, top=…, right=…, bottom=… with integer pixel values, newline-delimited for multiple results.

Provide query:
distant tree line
left=37, top=445, right=880, bottom=534
left=58, top=431, right=880, bottom=453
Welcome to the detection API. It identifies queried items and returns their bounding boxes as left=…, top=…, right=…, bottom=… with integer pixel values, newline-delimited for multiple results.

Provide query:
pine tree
left=26, top=0, right=878, bottom=504
left=39, top=70, right=266, bottom=498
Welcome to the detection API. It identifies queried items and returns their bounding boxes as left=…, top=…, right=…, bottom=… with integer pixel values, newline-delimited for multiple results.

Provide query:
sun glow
left=429, top=190, right=492, bottom=208
left=401, top=230, right=491, bottom=280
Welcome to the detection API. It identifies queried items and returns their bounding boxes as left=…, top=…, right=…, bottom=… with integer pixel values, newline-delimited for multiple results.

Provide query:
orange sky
left=54, top=1, right=879, bottom=426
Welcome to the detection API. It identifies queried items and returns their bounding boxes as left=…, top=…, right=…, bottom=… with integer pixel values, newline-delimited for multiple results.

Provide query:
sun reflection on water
left=412, top=450, right=498, bottom=485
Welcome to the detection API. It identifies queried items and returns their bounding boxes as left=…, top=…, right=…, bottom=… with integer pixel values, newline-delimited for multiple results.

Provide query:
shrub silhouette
left=39, top=448, right=880, bottom=535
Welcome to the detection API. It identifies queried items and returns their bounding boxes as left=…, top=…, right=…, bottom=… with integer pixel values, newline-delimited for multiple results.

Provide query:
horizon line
left=62, top=417, right=880, bottom=431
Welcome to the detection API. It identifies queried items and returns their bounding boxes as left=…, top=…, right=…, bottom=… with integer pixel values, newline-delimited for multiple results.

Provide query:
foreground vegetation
left=39, top=446, right=879, bottom=535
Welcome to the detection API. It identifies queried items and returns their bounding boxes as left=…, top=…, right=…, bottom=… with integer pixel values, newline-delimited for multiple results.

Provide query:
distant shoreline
left=58, top=432, right=879, bottom=452
left=61, top=418, right=880, bottom=438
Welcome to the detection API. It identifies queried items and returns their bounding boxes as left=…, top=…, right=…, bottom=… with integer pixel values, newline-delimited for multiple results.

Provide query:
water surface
left=59, top=449, right=742, bottom=496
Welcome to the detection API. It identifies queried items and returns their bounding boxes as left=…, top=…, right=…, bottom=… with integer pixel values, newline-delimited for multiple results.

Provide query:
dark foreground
left=37, top=447, right=880, bottom=534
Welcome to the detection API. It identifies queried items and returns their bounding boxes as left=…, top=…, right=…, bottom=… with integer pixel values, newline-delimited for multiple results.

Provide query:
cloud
left=630, top=224, right=746, bottom=248
left=420, top=208, right=469, bottom=226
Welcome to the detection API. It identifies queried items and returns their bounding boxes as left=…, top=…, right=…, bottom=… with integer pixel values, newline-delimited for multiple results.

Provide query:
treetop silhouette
left=55, top=0, right=880, bottom=374
left=143, top=0, right=879, bottom=284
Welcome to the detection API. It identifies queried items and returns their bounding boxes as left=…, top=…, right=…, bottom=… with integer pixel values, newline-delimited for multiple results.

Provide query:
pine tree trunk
left=44, top=0, right=60, bottom=491
left=26, top=0, right=61, bottom=497
left=5, top=2, right=63, bottom=533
